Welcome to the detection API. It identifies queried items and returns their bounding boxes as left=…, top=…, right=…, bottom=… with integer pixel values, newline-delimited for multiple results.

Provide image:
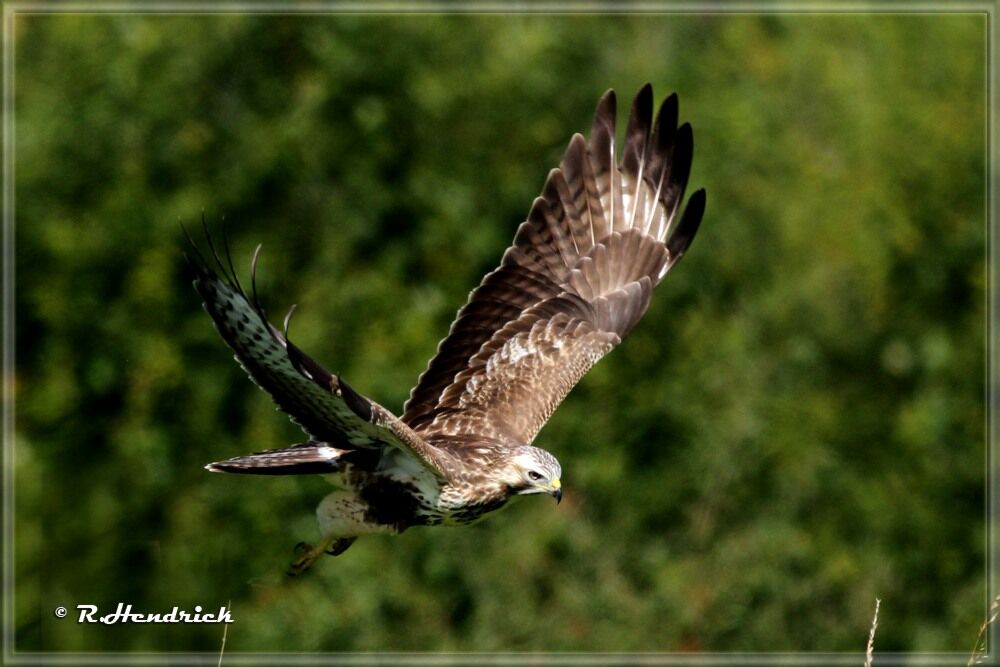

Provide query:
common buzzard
left=187, top=85, right=705, bottom=573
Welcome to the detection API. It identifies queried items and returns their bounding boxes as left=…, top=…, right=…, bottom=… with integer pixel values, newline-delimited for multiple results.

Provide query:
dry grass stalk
left=217, top=599, right=231, bottom=667
left=865, top=597, right=881, bottom=667
left=968, top=592, right=1000, bottom=666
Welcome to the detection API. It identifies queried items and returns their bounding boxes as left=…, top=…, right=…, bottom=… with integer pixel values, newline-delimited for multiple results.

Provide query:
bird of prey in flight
left=187, top=85, right=705, bottom=574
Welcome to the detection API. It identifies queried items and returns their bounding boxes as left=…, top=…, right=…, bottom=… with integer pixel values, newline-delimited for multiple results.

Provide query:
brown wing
left=403, top=85, right=706, bottom=446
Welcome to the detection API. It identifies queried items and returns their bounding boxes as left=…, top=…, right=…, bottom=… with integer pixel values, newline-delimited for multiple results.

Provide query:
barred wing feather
left=185, top=228, right=410, bottom=453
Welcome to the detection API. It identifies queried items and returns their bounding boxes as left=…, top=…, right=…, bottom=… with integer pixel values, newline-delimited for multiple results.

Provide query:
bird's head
left=504, top=446, right=563, bottom=503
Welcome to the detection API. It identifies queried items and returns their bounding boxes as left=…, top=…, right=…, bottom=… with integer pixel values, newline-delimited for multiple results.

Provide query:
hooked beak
left=551, top=478, right=562, bottom=504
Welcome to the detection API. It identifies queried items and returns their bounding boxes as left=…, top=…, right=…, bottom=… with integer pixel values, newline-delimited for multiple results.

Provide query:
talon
left=288, top=550, right=320, bottom=576
left=287, top=541, right=321, bottom=575
left=287, top=556, right=313, bottom=577
left=325, top=537, right=356, bottom=557
left=287, top=535, right=355, bottom=574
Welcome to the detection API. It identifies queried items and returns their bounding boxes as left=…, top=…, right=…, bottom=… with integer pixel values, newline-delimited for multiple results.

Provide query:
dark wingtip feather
left=181, top=219, right=220, bottom=279
left=675, top=122, right=693, bottom=153
left=250, top=244, right=263, bottom=290
left=286, top=337, right=333, bottom=384
left=591, top=89, right=617, bottom=143
left=219, top=218, right=246, bottom=296
left=335, top=375, right=373, bottom=422
left=249, top=243, right=266, bottom=318
left=283, top=304, right=298, bottom=340
left=653, top=93, right=679, bottom=153
left=673, top=123, right=694, bottom=179
left=179, top=219, right=197, bottom=251
left=566, top=132, right=587, bottom=155
left=665, top=122, right=695, bottom=217
left=596, top=88, right=617, bottom=114
left=666, top=188, right=706, bottom=260
left=561, top=133, right=588, bottom=184
left=623, top=84, right=654, bottom=174
left=629, top=84, right=653, bottom=127
left=180, top=221, right=205, bottom=274
left=184, top=216, right=251, bottom=302
left=200, top=212, right=234, bottom=283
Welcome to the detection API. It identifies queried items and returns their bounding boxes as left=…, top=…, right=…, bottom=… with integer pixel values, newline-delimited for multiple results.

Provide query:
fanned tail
left=206, top=442, right=348, bottom=475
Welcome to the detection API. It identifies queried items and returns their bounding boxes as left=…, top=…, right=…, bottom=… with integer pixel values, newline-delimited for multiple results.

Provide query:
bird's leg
left=288, top=534, right=339, bottom=576
left=288, top=490, right=394, bottom=574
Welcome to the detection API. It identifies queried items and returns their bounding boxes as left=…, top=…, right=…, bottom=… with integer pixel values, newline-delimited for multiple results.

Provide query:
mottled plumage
left=188, top=86, right=706, bottom=573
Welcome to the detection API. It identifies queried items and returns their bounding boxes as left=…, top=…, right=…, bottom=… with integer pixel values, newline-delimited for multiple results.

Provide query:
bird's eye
left=528, top=470, right=543, bottom=481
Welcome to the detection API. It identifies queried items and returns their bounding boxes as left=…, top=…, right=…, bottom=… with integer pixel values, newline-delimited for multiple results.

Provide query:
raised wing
left=186, top=225, right=448, bottom=476
left=403, top=85, right=706, bottom=446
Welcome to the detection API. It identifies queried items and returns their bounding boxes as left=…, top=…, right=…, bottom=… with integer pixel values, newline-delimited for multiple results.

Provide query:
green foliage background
left=12, top=13, right=985, bottom=654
